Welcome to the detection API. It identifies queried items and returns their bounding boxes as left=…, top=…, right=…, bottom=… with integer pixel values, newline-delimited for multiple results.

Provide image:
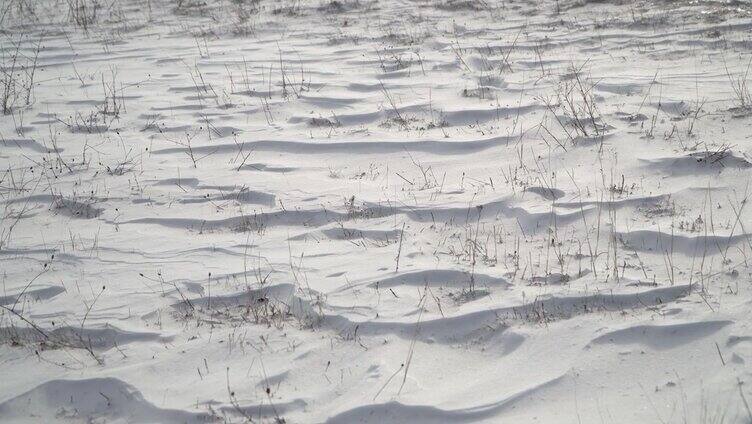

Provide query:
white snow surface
left=2, top=0, right=752, bottom=422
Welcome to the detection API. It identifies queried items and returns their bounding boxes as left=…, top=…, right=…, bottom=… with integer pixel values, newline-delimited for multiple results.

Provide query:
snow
left=2, top=0, right=752, bottom=422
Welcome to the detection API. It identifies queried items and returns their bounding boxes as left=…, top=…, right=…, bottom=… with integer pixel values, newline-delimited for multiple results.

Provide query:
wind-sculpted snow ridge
left=2, top=0, right=752, bottom=422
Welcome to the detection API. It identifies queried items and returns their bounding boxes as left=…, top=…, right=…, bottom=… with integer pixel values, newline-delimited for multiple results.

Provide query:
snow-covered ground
left=2, top=0, right=752, bottom=422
